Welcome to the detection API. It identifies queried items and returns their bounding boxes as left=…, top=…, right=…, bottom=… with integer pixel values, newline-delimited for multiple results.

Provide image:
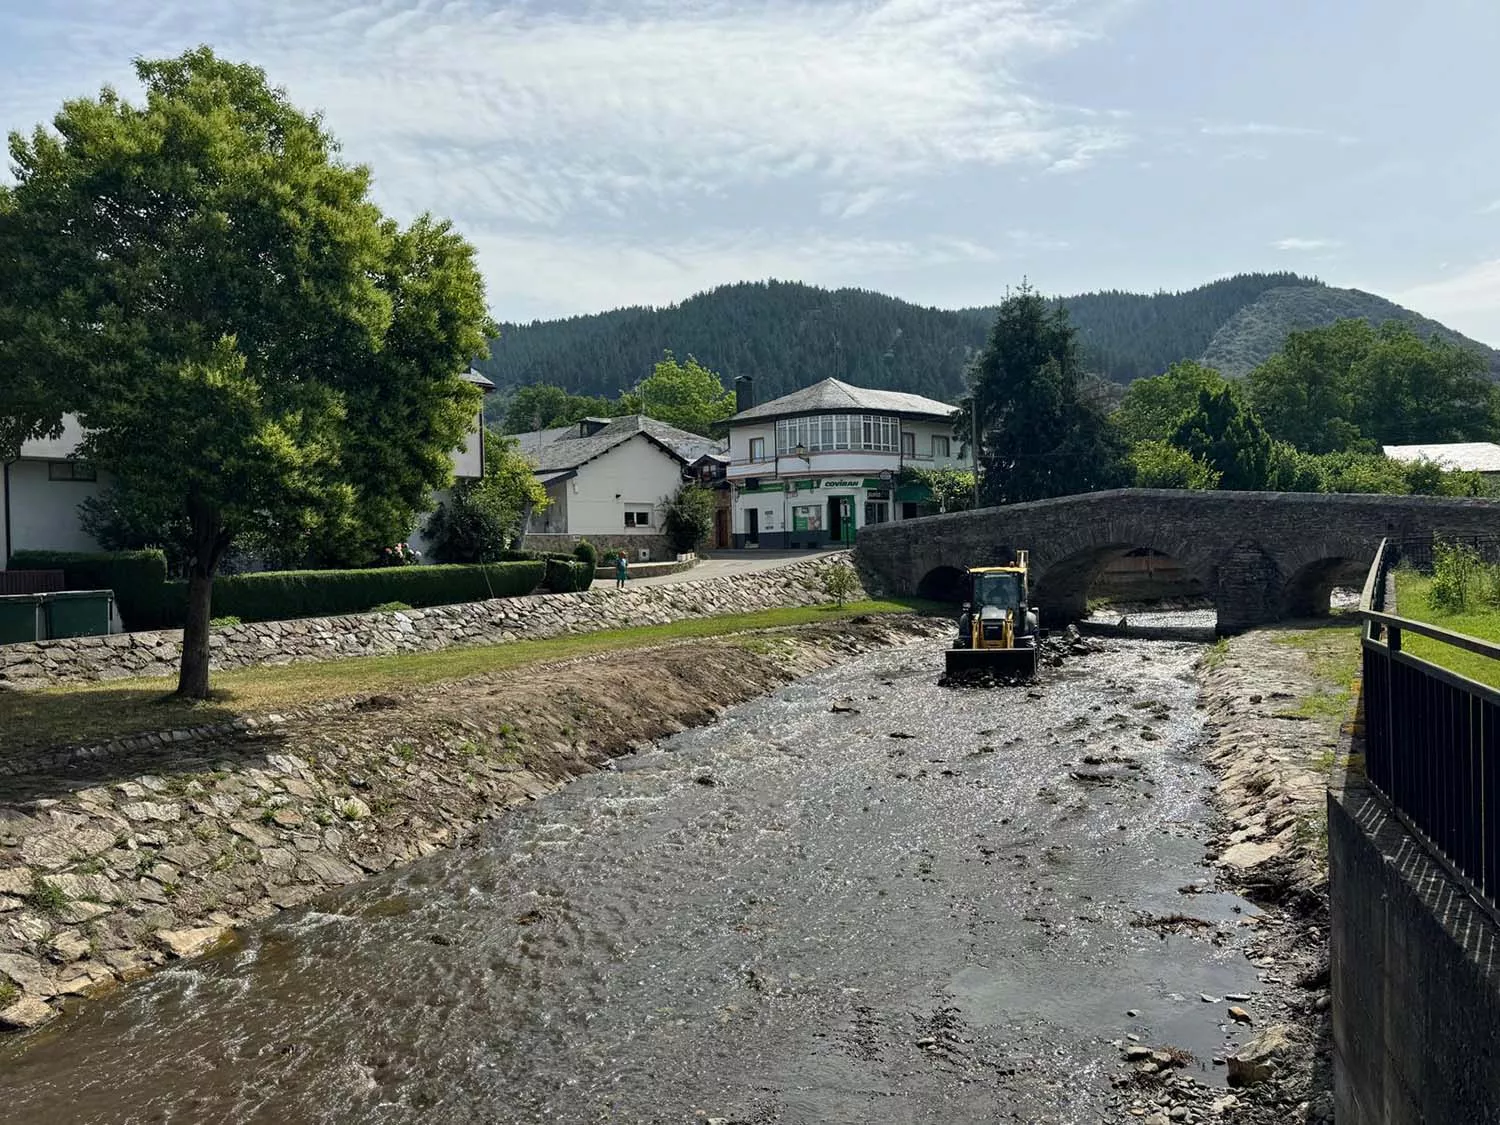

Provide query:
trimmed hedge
left=543, top=557, right=595, bottom=594
left=161, top=561, right=547, bottom=626
left=573, top=539, right=599, bottom=570
left=9, top=549, right=171, bottom=630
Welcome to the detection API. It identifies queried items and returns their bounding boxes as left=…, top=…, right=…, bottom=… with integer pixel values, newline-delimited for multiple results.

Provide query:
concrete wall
left=0, top=555, right=854, bottom=687
left=1329, top=774, right=1500, bottom=1124
left=856, top=489, right=1500, bottom=632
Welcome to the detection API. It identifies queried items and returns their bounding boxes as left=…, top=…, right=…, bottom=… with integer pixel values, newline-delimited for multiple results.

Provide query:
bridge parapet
left=854, top=489, right=1500, bottom=632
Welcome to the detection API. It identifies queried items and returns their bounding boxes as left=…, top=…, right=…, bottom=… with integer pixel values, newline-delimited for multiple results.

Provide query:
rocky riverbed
left=1100, top=624, right=1349, bottom=1124
left=0, top=616, right=946, bottom=1033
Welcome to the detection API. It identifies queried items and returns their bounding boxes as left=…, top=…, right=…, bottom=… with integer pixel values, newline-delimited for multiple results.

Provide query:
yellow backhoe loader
left=944, top=552, right=1040, bottom=680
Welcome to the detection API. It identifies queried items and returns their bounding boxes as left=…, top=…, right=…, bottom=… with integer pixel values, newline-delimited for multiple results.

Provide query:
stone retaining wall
left=0, top=555, right=852, bottom=687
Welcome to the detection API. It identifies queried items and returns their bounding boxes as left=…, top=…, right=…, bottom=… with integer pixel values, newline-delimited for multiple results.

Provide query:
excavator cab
left=944, top=552, right=1040, bottom=680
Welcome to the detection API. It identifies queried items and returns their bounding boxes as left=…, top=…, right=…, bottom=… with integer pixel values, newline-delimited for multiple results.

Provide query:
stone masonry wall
left=0, top=555, right=858, bottom=688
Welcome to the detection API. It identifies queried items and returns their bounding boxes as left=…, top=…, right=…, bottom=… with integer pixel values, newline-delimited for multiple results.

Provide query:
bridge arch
left=1276, top=541, right=1376, bottom=618
left=916, top=565, right=968, bottom=603
left=1031, top=540, right=1213, bottom=625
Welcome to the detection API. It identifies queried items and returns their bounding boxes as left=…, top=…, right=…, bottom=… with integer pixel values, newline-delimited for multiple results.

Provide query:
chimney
left=734, top=375, right=753, bottom=414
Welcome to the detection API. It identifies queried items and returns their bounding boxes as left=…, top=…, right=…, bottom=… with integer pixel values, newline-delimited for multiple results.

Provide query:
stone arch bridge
left=854, top=489, right=1500, bottom=633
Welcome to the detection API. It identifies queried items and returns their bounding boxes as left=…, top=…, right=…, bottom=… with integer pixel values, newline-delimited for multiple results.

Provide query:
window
left=48, top=461, right=97, bottom=482
left=900, top=431, right=916, bottom=458
left=625, top=509, right=652, bottom=527
left=749, top=436, right=766, bottom=462
left=932, top=435, right=950, bottom=458
left=776, top=414, right=898, bottom=454
left=864, top=501, right=890, bottom=525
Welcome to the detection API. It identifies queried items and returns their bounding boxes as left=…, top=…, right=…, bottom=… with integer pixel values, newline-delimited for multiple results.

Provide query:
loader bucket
left=943, top=645, right=1039, bottom=681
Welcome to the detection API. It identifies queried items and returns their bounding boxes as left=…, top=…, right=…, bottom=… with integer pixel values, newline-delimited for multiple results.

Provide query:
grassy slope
left=1391, top=571, right=1500, bottom=689
left=0, top=600, right=939, bottom=756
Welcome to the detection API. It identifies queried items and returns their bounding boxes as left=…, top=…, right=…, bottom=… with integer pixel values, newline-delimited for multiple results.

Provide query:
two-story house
left=725, top=377, right=970, bottom=548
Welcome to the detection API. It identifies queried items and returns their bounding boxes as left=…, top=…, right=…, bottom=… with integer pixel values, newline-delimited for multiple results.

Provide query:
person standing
left=615, top=553, right=629, bottom=589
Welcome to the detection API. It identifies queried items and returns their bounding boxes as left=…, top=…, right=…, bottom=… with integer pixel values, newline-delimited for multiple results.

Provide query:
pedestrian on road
left=615, top=553, right=628, bottom=589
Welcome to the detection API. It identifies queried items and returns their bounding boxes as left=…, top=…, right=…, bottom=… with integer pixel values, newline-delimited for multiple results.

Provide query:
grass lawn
left=0, top=599, right=944, bottom=757
left=1271, top=623, right=1363, bottom=719
left=1391, top=570, right=1500, bottom=689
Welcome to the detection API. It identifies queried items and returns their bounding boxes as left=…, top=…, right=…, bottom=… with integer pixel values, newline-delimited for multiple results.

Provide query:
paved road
left=621, top=549, right=843, bottom=588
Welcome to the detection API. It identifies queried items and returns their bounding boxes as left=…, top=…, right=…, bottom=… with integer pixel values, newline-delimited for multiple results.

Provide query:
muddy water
left=0, top=640, right=1263, bottom=1124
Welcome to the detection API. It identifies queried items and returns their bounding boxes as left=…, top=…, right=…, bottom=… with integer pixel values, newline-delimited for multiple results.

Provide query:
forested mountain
left=1201, top=285, right=1500, bottom=379
left=473, top=274, right=1499, bottom=417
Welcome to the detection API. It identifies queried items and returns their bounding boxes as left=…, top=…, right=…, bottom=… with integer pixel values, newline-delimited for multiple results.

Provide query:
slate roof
left=729, top=378, right=959, bottom=423
left=517, top=415, right=726, bottom=473
left=461, top=368, right=496, bottom=391
left=1383, top=442, right=1500, bottom=473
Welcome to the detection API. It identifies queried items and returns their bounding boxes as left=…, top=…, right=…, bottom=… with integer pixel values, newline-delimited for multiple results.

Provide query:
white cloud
left=1200, top=122, right=1323, bottom=138
left=1273, top=237, right=1341, bottom=252
left=3, top=0, right=1131, bottom=315
left=1391, top=260, right=1500, bottom=346
left=1480, top=199, right=1500, bottom=215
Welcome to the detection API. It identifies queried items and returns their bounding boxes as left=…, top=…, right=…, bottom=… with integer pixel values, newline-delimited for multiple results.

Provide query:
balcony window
left=749, top=437, right=766, bottom=462
left=900, top=431, right=916, bottom=457
left=777, top=414, right=898, bottom=455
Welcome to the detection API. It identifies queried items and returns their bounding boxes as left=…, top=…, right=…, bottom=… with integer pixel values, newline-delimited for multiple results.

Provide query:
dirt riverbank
left=1104, top=622, right=1353, bottom=1124
left=0, top=615, right=947, bottom=1033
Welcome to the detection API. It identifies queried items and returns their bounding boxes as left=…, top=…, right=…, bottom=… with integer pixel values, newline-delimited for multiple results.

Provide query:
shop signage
left=821, top=479, right=863, bottom=489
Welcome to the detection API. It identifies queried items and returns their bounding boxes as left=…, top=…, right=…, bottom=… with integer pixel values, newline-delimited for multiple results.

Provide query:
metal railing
left=1359, top=536, right=1500, bottom=910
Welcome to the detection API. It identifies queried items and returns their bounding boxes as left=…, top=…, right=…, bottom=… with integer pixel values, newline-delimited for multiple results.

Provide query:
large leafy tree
left=1112, top=360, right=1230, bottom=444
left=423, top=433, right=550, bottom=562
left=622, top=351, right=736, bottom=436
left=0, top=48, right=491, bottom=697
left=1170, top=387, right=1272, bottom=490
left=964, top=284, right=1126, bottom=505
left=1127, top=440, right=1221, bottom=490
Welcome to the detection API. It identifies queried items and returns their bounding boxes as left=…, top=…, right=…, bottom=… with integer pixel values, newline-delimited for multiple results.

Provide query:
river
left=0, top=637, right=1264, bottom=1123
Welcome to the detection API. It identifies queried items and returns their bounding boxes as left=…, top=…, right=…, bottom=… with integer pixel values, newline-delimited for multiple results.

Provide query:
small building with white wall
left=6, top=370, right=494, bottom=568
left=725, top=377, right=970, bottom=548
left=514, top=415, right=724, bottom=560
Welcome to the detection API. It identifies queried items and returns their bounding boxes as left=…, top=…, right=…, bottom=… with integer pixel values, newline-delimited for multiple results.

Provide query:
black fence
left=1360, top=537, right=1500, bottom=910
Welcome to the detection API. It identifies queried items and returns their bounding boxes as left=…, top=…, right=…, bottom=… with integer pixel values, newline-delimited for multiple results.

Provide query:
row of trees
left=958, top=286, right=1497, bottom=508
left=501, top=352, right=736, bottom=437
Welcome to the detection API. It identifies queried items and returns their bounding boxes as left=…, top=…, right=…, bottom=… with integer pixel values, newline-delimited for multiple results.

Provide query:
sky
left=3, top=0, right=1499, bottom=343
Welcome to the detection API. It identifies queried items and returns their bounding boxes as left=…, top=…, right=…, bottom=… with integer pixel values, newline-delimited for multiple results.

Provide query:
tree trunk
left=175, top=505, right=228, bottom=700
left=177, top=567, right=214, bottom=699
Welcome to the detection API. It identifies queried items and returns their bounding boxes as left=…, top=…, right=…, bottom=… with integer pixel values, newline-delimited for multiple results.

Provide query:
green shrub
left=543, top=557, right=595, bottom=593
left=160, top=561, right=545, bottom=625
left=573, top=539, right=599, bottom=570
left=371, top=601, right=412, bottom=613
left=9, top=548, right=170, bottom=630
left=1430, top=540, right=1483, bottom=614
left=210, top=616, right=242, bottom=628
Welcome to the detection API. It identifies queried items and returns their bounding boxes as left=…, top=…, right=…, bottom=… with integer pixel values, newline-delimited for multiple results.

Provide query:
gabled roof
left=462, top=368, right=497, bottom=391
left=729, top=378, right=959, bottom=423
left=1383, top=441, right=1500, bottom=473
left=521, top=415, right=726, bottom=473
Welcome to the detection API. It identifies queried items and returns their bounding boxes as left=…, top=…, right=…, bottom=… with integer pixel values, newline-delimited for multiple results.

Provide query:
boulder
left=0, top=996, right=56, bottom=1030
left=154, top=926, right=231, bottom=959
left=1227, top=1022, right=1293, bottom=1087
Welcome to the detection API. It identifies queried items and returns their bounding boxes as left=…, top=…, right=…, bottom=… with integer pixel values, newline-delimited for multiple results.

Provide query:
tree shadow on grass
left=0, top=682, right=304, bottom=805
left=0, top=715, right=296, bottom=804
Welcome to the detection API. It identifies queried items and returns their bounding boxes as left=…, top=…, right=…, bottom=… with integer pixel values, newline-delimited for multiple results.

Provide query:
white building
left=1382, top=442, right=1500, bottom=481
left=4, top=370, right=494, bottom=568
left=725, top=377, right=970, bottom=548
left=512, top=415, right=724, bottom=560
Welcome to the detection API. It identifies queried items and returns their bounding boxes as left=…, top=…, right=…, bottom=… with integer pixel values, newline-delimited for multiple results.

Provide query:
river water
left=0, top=638, right=1264, bottom=1124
